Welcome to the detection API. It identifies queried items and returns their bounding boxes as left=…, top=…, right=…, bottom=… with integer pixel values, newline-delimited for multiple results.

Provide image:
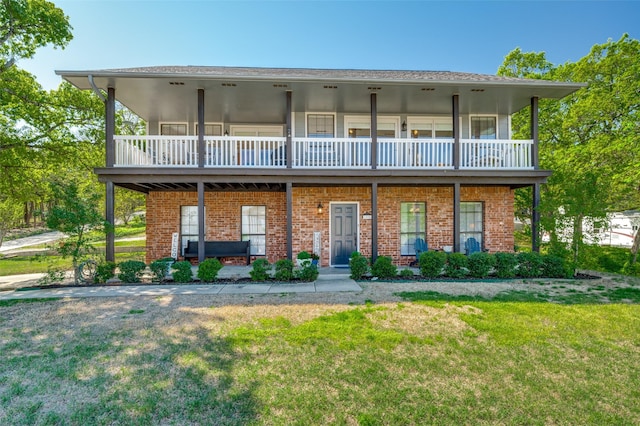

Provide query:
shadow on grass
left=0, top=301, right=261, bottom=425
left=396, top=287, right=640, bottom=305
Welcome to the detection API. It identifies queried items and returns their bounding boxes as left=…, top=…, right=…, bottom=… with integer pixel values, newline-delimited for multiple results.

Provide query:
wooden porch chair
left=464, top=237, right=481, bottom=255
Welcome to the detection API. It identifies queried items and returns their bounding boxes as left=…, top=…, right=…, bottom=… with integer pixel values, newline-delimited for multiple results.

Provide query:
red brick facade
left=146, top=186, right=514, bottom=266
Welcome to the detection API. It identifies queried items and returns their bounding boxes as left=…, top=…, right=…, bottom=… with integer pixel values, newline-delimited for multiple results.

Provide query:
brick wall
left=145, top=185, right=514, bottom=267
left=146, top=191, right=286, bottom=264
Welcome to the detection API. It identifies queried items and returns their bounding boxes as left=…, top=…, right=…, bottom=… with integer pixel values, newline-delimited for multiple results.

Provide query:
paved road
left=0, top=231, right=66, bottom=253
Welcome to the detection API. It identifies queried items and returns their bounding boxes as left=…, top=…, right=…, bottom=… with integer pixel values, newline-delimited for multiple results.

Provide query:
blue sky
left=20, top=0, right=640, bottom=90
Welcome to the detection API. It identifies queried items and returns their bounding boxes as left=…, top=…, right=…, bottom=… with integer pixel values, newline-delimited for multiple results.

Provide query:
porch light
left=401, top=121, right=407, bottom=132
left=317, top=203, right=324, bottom=214
left=224, top=130, right=229, bottom=136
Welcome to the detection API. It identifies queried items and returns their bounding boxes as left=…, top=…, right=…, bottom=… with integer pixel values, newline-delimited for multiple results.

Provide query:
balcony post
left=197, top=181, right=205, bottom=263
left=531, top=96, right=539, bottom=169
left=370, top=93, right=377, bottom=170
left=106, top=87, right=115, bottom=167
left=105, top=87, right=115, bottom=262
left=532, top=183, right=541, bottom=253
left=286, top=182, right=293, bottom=259
left=452, top=94, right=460, bottom=169
left=286, top=91, right=292, bottom=169
left=453, top=182, right=461, bottom=253
left=371, top=182, right=378, bottom=262
left=198, top=89, right=205, bottom=167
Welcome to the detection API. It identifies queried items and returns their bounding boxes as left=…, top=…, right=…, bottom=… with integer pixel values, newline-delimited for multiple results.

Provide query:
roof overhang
left=57, top=66, right=585, bottom=124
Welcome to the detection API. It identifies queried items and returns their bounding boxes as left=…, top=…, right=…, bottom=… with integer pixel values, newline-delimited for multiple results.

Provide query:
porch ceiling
left=96, top=166, right=552, bottom=193
left=57, top=66, right=584, bottom=124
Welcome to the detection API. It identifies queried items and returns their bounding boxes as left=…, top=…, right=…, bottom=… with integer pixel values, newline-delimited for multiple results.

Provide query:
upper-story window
left=470, top=117, right=497, bottom=139
left=307, top=114, right=335, bottom=138
left=160, top=123, right=188, bottom=136
left=345, top=117, right=398, bottom=138
left=195, top=124, right=223, bottom=136
left=408, top=118, right=453, bottom=139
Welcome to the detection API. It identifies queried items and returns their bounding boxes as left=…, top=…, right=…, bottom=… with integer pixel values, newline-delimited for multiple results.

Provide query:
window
left=345, top=117, right=398, bottom=138
left=409, top=118, right=453, bottom=139
left=161, top=123, right=188, bottom=136
left=196, top=124, right=223, bottom=136
left=470, top=117, right=497, bottom=139
left=242, top=206, right=266, bottom=255
left=460, top=202, right=483, bottom=248
left=180, top=206, right=201, bottom=255
left=307, top=114, right=335, bottom=138
left=400, top=202, right=426, bottom=255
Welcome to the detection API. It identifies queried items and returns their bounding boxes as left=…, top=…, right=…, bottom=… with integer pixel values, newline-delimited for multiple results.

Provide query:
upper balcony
left=114, top=135, right=534, bottom=170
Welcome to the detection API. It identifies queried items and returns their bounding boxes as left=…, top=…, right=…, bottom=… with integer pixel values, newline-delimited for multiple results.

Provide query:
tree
left=45, top=181, right=105, bottom=284
left=0, top=195, right=21, bottom=247
left=499, top=34, right=640, bottom=265
left=115, top=187, right=145, bottom=225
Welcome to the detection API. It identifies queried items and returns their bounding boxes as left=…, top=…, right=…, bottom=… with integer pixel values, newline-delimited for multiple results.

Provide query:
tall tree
left=499, top=35, right=640, bottom=265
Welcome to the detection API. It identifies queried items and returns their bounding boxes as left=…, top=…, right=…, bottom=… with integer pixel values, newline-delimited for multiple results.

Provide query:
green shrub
left=542, top=255, right=570, bottom=278
left=349, top=252, right=369, bottom=280
left=517, top=251, right=544, bottom=278
left=622, top=261, right=640, bottom=277
left=400, top=268, right=414, bottom=278
left=95, top=261, right=116, bottom=284
left=118, top=260, right=147, bottom=283
left=249, top=258, right=271, bottom=281
left=197, top=258, right=223, bottom=282
left=171, top=261, right=194, bottom=283
left=495, top=252, right=517, bottom=278
left=274, top=259, right=295, bottom=281
left=419, top=251, right=446, bottom=278
left=467, top=252, right=496, bottom=278
left=371, top=256, right=397, bottom=279
left=149, top=258, right=172, bottom=282
left=444, top=253, right=468, bottom=279
left=296, top=264, right=319, bottom=282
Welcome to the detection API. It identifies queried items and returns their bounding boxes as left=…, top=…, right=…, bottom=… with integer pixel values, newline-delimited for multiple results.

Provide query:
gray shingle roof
left=86, top=65, right=567, bottom=85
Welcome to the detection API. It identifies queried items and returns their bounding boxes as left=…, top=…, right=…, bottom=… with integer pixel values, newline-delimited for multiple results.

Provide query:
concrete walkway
left=0, top=231, right=66, bottom=253
left=0, top=267, right=361, bottom=300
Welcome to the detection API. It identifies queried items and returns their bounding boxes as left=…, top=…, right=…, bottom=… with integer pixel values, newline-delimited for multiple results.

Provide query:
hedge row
left=349, top=251, right=572, bottom=280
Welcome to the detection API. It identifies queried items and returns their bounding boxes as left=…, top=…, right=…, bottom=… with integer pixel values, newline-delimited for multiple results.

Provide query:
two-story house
left=56, top=66, right=582, bottom=267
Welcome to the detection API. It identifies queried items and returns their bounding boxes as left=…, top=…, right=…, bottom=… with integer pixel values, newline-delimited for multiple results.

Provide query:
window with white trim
left=307, top=114, right=335, bottom=138
left=161, top=123, right=188, bottom=136
left=409, top=118, right=453, bottom=139
left=470, top=117, right=497, bottom=139
left=180, top=206, right=202, bottom=255
left=400, top=202, right=426, bottom=255
left=196, top=123, right=223, bottom=136
left=242, top=206, right=266, bottom=255
left=460, top=202, right=483, bottom=248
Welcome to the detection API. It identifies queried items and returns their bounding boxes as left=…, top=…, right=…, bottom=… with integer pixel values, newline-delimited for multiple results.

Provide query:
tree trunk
left=631, top=230, right=640, bottom=264
left=572, top=215, right=584, bottom=266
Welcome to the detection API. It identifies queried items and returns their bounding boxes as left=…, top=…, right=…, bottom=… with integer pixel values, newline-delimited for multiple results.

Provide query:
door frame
left=329, top=201, right=360, bottom=267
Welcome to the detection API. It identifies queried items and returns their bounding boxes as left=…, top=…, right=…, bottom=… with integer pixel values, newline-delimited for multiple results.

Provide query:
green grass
left=0, top=252, right=145, bottom=276
left=1, top=297, right=639, bottom=424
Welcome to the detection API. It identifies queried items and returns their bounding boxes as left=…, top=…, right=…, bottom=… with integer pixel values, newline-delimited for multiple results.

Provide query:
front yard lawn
left=0, top=294, right=638, bottom=424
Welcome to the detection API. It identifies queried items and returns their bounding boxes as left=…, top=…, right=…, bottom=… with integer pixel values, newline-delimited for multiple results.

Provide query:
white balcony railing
left=113, top=136, right=534, bottom=170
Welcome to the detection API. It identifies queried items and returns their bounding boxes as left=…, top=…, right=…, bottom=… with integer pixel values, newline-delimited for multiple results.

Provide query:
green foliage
left=622, top=261, right=640, bottom=277
left=197, top=258, right=223, bottom=282
left=349, top=252, right=369, bottom=280
left=418, top=251, right=446, bottom=278
left=542, top=255, right=570, bottom=278
left=117, top=260, right=146, bottom=283
left=296, top=251, right=311, bottom=259
left=517, top=252, right=544, bottom=278
left=45, top=182, right=105, bottom=284
left=115, top=187, right=145, bottom=226
left=444, top=253, right=468, bottom=279
left=0, top=197, right=22, bottom=247
left=94, top=261, right=116, bottom=284
left=400, top=268, right=414, bottom=278
left=495, top=252, right=518, bottom=278
left=371, top=256, right=397, bottom=279
left=171, top=261, right=193, bottom=283
left=249, top=259, right=271, bottom=281
left=274, top=259, right=294, bottom=281
left=37, top=266, right=66, bottom=286
left=296, top=264, right=319, bottom=282
left=467, top=252, right=496, bottom=278
left=149, top=258, right=172, bottom=283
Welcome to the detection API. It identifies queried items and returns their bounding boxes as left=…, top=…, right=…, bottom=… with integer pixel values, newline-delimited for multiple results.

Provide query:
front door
left=331, top=203, right=358, bottom=266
